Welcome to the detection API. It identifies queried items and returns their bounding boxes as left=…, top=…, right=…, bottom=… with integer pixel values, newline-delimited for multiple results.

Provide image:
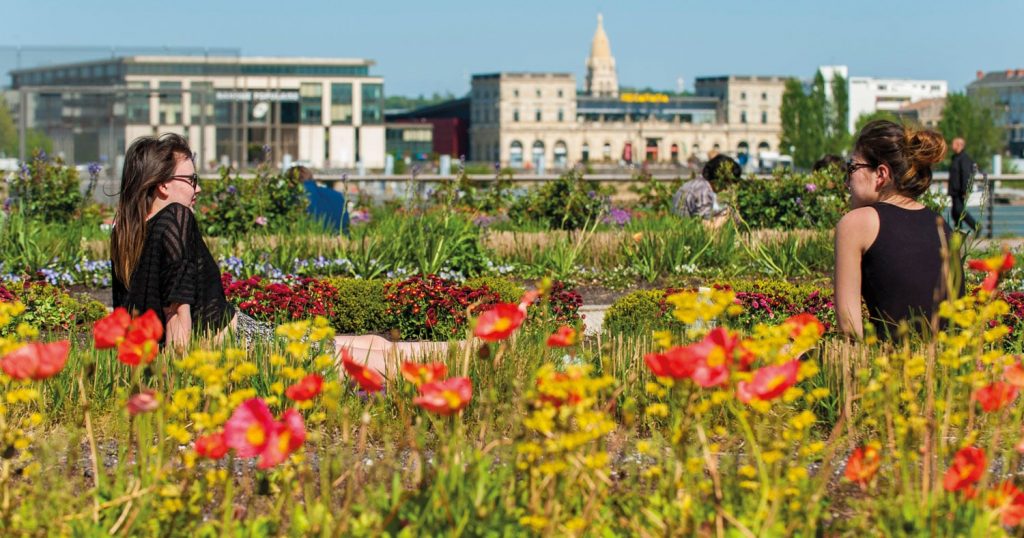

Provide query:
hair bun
left=903, top=128, right=947, bottom=168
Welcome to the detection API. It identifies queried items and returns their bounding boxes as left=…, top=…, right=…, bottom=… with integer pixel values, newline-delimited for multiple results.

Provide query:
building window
left=158, top=81, right=182, bottom=124
left=536, top=89, right=541, bottom=97
left=761, top=92, right=767, bottom=100
left=513, top=109, right=520, bottom=122
left=127, top=81, right=150, bottom=124
left=558, top=89, right=564, bottom=98
left=300, top=83, right=323, bottom=125
left=513, top=89, right=519, bottom=97
left=535, top=109, right=542, bottom=122
left=361, top=83, right=384, bottom=125
left=740, top=92, right=747, bottom=100
left=331, top=83, right=354, bottom=124
left=510, top=140, right=523, bottom=168
left=189, top=82, right=214, bottom=125
left=558, top=109, right=564, bottom=122
left=740, top=111, right=747, bottom=124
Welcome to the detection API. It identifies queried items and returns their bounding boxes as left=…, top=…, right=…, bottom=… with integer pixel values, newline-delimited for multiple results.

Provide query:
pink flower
left=254, top=215, right=268, bottom=227
left=224, top=399, right=276, bottom=458
left=126, top=390, right=160, bottom=415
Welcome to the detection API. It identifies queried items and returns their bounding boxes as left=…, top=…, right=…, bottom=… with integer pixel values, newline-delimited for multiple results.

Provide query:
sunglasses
left=168, top=173, right=199, bottom=189
left=845, top=158, right=874, bottom=178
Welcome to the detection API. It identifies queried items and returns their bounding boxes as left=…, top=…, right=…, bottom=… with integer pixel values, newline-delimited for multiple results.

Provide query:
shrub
left=383, top=274, right=503, bottom=341
left=463, top=276, right=525, bottom=304
left=222, top=274, right=339, bottom=324
left=0, top=281, right=106, bottom=333
left=324, top=277, right=389, bottom=335
left=195, top=165, right=308, bottom=238
left=509, top=169, right=614, bottom=230
left=729, top=171, right=846, bottom=230
left=603, top=289, right=677, bottom=334
left=9, top=151, right=82, bottom=222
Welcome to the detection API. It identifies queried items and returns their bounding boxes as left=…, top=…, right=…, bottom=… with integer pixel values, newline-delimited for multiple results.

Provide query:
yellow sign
left=620, top=92, right=669, bottom=103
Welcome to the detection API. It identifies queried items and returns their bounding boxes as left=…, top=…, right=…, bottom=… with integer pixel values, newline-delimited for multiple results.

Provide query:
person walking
left=948, top=137, right=979, bottom=233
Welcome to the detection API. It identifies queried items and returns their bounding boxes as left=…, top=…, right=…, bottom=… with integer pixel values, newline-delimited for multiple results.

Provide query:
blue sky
left=3, top=0, right=1021, bottom=95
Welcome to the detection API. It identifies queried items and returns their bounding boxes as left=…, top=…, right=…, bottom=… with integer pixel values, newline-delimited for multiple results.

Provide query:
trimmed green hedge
left=324, top=277, right=390, bottom=335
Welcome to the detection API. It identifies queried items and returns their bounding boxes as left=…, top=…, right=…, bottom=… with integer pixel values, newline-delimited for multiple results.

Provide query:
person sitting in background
left=813, top=154, right=845, bottom=173
left=295, top=166, right=350, bottom=236
left=672, top=154, right=740, bottom=225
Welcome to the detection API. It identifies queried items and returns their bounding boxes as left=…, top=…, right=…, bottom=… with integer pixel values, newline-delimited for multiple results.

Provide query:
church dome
left=590, top=13, right=612, bottom=60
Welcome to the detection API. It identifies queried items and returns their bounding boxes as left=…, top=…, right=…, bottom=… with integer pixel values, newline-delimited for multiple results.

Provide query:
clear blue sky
left=3, top=0, right=1021, bottom=95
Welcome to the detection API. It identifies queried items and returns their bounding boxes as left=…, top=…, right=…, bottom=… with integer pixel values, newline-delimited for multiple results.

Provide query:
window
left=331, top=83, right=353, bottom=124
left=535, top=109, right=542, bottom=122
left=557, top=109, right=564, bottom=122
left=189, top=82, right=214, bottom=124
left=361, top=83, right=384, bottom=125
left=740, top=92, right=747, bottom=100
left=761, top=92, right=768, bottom=100
left=158, top=81, right=182, bottom=124
left=761, top=111, right=768, bottom=124
left=558, top=89, right=564, bottom=98
left=300, top=83, right=323, bottom=124
left=536, top=89, right=541, bottom=97
left=513, top=89, right=519, bottom=97
left=513, top=109, right=520, bottom=122
left=740, top=111, right=747, bottom=124
left=127, top=81, right=150, bottom=124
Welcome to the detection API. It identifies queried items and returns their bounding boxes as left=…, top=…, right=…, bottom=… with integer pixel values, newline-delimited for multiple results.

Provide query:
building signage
left=620, top=92, right=670, bottom=103
left=215, top=90, right=299, bottom=102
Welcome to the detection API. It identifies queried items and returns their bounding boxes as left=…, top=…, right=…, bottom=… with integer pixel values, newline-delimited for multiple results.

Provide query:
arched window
left=758, top=141, right=771, bottom=153
left=602, top=142, right=612, bottom=162
left=553, top=140, right=568, bottom=168
left=509, top=140, right=524, bottom=168
left=531, top=140, right=545, bottom=169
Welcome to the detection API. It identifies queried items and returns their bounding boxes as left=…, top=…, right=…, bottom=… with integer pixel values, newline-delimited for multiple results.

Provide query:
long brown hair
left=112, top=134, right=193, bottom=286
left=854, top=120, right=947, bottom=198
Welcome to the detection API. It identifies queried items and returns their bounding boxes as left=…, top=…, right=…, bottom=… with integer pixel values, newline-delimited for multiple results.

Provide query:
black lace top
left=112, top=203, right=234, bottom=340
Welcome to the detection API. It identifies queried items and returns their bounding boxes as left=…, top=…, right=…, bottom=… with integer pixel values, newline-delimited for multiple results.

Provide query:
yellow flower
left=646, top=403, right=669, bottom=418
left=636, top=440, right=653, bottom=455
left=166, top=424, right=191, bottom=444
left=739, top=480, right=759, bottom=491
left=762, top=450, right=784, bottom=465
left=519, top=516, right=548, bottom=531
left=641, top=465, right=663, bottom=478
left=738, top=464, right=757, bottom=478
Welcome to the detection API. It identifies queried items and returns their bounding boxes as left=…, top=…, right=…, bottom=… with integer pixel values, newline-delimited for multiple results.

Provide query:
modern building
left=385, top=98, right=470, bottom=160
left=848, top=75, right=947, bottom=133
left=469, top=15, right=787, bottom=170
left=968, top=69, right=1024, bottom=157
left=8, top=55, right=386, bottom=169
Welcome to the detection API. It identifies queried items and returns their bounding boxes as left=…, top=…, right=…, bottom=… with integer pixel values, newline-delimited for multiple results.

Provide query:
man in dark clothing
left=948, top=137, right=979, bottom=233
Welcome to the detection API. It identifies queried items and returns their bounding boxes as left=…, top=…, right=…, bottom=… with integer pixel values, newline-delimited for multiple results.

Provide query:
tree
left=828, top=73, right=850, bottom=154
left=779, top=70, right=852, bottom=170
left=939, top=91, right=1002, bottom=172
left=0, top=95, right=17, bottom=158
left=853, top=110, right=900, bottom=135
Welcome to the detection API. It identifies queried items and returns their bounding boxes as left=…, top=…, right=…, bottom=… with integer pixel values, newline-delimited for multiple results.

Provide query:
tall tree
left=854, top=110, right=901, bottom=134
left=939, top=91, right=1002, bottom=172
left=780, top=78, right=810, bottom=167
left=828, top=73, right=850, bottom=154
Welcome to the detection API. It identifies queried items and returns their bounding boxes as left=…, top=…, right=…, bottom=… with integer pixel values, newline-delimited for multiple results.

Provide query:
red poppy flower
left=1, top=340, right=70, bottom=381
left=413, top=377, right=472, bottom=416
left=843, top=444, right=882, bottom=486
left=1006, top=361, right=1024, bottom=388
left=546, top=326, right=578, bottom=348
left=688, top=328, right=738, bottom=388
left=518, top=290, right=541, bottom=313
left=987, top=481, right=1024, bottom=527
left=973, top=381, right=1019, bottom=412
left=943, top=446, right=986, bottom=493
left=968, top=251, right=1015, bottom=292
left=93, top=307, right=131, bottom=349
left=126, top=390, right=160, bottom=415
left=400, top=361, right=447, bottom=387
left=341, top=350, right=385, bottom=393
left=224, top=398, right=277, bottom=458
left=285, top=374, right=324, bottom=401
left=644, top=346, right=701, bottom=380
left=195, top=432, right=229, bottom=459
left=784, top=313, right=825, bottom=339
left=117, top=330, right=160, bottom=366
left=736, top=360, right=800, bottom=403
left=258, top=409, right=306, bottom=469
left=473, top=303, right=526, bottom=342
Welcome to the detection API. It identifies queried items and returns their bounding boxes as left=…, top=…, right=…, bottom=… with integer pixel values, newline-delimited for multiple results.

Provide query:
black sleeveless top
left=861, top=203, right=954, bottom=337
left=112, top=203, right=234, bottom=341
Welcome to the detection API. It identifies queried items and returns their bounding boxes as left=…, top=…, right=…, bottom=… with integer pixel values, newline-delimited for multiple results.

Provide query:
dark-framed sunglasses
left=168, top=173, right=199, bottom=189
left=845, top=158, right=874, bottom=178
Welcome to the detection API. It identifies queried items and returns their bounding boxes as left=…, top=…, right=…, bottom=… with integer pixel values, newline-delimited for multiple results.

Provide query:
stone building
left=469, top=15, right=786, bottom=170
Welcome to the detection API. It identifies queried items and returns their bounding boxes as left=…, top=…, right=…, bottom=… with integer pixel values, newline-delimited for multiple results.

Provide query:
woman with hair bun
left=833, top=120, right=957, bottom=339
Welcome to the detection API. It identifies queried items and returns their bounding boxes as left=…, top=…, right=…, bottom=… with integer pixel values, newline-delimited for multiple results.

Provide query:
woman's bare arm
left=833, top=208, right=878, bottom=339
left=164, top=302, right=192, bottom=350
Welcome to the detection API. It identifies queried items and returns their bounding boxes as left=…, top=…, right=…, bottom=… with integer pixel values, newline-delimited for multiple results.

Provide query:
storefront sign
left=215, top=90, right=299, bottom=102
left=620, top=92, right=670, bottom=104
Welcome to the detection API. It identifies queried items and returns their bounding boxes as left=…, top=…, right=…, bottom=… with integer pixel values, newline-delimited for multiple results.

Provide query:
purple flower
left=350, top=209, right=371, bottom=224
left=37, top=150, right=47, bottom=161
left=602, top=207, right=631, bottom=227
left=226, top=185, right=238, bottom=195
left=2, top=198, right=11, bottom=212
left=805, top=183, right=817, bottom=192
left=795, top=197, right=803, bottom=206
left=87, top=162, right=102, bottom=177
left=493, top=162, right=501, bottom=172
left=473, top=214, right=497, bottom=228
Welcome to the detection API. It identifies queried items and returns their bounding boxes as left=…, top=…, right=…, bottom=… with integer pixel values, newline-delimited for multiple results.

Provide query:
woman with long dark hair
left=112, top=133, right=241, bottom=348
left=833, top=120, right=954, bottom=339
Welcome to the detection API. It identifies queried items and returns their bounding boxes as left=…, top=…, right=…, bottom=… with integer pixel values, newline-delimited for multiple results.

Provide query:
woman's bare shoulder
left=836, top=207, right=880, bottom=247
